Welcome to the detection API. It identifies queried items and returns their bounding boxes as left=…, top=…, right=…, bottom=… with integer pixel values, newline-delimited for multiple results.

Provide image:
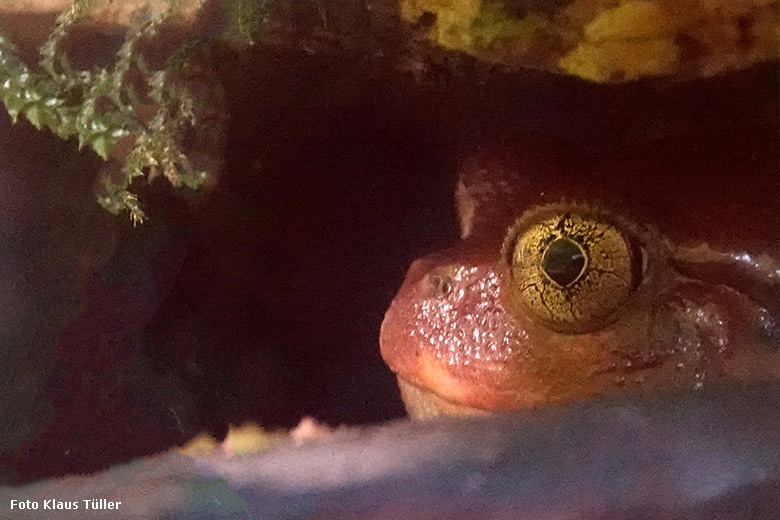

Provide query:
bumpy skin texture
left=381, top=135, right=780, bottom=417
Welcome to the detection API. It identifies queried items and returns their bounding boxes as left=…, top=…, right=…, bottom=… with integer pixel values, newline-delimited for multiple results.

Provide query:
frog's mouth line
left=397, top=378, right=495, bottom=419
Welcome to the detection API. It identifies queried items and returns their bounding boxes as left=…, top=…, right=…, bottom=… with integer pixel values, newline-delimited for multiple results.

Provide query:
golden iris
left=505, top=209, right=640, bottom=332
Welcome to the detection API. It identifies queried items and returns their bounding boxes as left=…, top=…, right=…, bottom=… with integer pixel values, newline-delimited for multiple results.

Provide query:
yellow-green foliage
left=0, top=0, right=225, bottom=224
left=472, top=4, right=549, bottom=55
left=559, top=0, right=779, bottom=82
left=401, top=0, right=482, bottom=51
left=559, top=38, right=681, bottom=82
left=401, top=0, right=779, bottom=82
left=401, top=0, right=549, bottom=57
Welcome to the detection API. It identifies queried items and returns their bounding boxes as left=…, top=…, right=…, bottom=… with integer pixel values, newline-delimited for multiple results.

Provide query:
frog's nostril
left=427, top=273, right=453, bottom=298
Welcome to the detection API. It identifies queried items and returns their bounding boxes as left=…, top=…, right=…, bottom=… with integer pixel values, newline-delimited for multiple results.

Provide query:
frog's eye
left=504, top=207, right=643, bottom=333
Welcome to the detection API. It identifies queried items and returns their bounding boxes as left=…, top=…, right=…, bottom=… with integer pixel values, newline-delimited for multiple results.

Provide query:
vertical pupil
left=542, top=238, right=586, bottom=286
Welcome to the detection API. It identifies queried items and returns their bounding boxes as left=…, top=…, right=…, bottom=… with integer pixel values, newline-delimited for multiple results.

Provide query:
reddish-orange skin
left=381, top=135, right=780, bottom=413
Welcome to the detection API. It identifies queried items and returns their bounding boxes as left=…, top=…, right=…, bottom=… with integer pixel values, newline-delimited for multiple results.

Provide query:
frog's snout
left=381, top=248, right=537, bottom=416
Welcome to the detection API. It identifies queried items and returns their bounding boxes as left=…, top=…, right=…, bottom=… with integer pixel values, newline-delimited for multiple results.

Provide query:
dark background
left=0, top=37, right=777, bottom=483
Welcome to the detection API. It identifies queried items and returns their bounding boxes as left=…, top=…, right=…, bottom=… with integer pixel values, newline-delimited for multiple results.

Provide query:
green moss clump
left=0, top=0, right=226, bottom=225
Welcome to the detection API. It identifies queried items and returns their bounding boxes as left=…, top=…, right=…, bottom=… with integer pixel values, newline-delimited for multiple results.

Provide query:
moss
left=0, top=0, right=225, bottom=224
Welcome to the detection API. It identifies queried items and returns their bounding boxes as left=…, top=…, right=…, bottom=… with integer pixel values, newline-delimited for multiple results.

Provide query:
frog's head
left=380, top=140, right=780, bottom=418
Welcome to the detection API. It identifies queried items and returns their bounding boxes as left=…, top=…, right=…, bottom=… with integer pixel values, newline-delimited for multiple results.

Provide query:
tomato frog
left=381, top=136, right=780, bottom=418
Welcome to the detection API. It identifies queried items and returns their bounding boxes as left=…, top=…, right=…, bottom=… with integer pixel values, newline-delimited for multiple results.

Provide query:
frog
left=380, top=134, right=780, bottom=418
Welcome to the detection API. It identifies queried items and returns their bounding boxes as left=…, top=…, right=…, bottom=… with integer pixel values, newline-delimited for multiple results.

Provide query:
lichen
left=401, top=0, right=550, bottom=60
left=471, top=4, right=549, bottom=56
left=400, top=0, right=780, bottom=82
left=559, top=0, right=780, bottom=82
left=559, top=38, right=681, bottom=82
left=0, top=0, right=226, bottom=224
